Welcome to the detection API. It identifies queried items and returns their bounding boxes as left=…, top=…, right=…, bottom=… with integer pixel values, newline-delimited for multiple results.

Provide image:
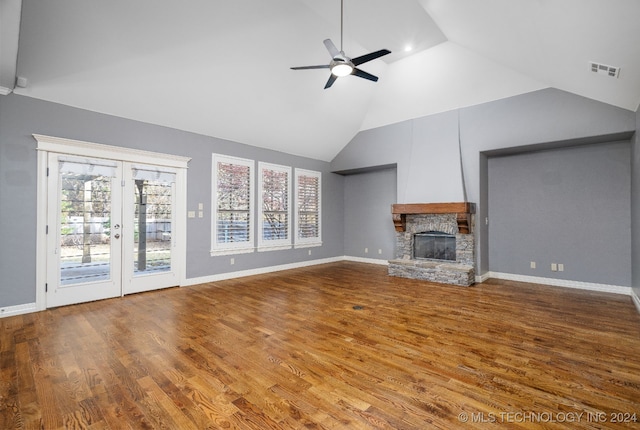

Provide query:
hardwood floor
left=2, top=261, right=640, bottom=429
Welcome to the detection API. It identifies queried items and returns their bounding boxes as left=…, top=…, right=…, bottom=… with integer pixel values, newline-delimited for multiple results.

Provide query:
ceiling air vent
left=589, top=61, right=620, bottom=78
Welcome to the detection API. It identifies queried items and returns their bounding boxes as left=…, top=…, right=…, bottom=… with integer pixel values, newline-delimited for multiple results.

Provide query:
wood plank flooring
left=2, top=261, right=640, bottom=429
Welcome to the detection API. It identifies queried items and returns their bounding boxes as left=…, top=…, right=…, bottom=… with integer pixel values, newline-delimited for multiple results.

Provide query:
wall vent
left=589, top=61, right=620, bottom=78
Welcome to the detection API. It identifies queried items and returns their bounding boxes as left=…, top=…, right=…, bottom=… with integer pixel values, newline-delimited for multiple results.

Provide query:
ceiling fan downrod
left=340, top=0, right=345, bottom=53
left=289, top=0, right=392, bottom=89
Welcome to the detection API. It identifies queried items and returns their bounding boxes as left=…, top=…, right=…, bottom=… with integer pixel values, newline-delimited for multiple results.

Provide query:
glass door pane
left=60, top=172, right=113, bottom=285
left=133, top=179, right=172, bottom=275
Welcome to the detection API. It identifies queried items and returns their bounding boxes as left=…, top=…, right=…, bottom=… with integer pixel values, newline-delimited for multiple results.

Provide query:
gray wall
left=633, top=106, right=640, bottom=298
left=0, top=94, right=345, bottom=308
left=488, top=142, right=631, bottom=286
left=332, top=110, right=465, bottom=203
left=1, top=88, right=637, bottom=308
left=332, top=88, right=636, bottom=284
left=343, top=167, right=397, bottom=260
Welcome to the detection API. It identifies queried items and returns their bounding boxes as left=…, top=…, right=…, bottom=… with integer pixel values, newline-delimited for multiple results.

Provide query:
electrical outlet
left=378, top=249, right=382, bottom=254
left=558, top=263, right=564, bottom=272
left=530, top=261, right=536, bottom=269
left=551, top=263, right=558, bottom=272
left=230, top=258, right=235, bottom=265
left=308, top=249, right=312, bottom=256
left=364, top=248, right=368, bottom=254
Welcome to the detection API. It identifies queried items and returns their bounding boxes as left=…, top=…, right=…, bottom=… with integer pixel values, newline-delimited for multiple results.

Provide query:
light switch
left=188, top=211, right=196, bottom=218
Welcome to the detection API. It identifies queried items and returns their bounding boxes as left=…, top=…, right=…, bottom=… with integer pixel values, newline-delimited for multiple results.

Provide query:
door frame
left=35, top=134, right=191, bottom=310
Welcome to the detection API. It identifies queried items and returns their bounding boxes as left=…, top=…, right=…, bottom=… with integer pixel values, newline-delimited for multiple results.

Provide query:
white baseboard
left=9, top=263, right=639, bottom=317
left=475, top=272, right=491, bottom=283
left=185, top=256, right=393, bottom=286
left=631, top=289, right=640, bottom=314
left=486, top=271, right=632, bottom=296
left=0, top=302, right=37, bottom=319
left=183, top=256, right=345, bottom=286
left=2, top=257, right=363, bottom=316
left=344, top=256, right=389, bottom=266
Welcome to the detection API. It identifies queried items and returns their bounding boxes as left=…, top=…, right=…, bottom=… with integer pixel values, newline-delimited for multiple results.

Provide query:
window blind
left=261, top=167, right=289, bottom=241
left=132, top=166, right=176, bottom=184
left=58, top=156, right=117, bottom=177
left=216, top=161, right=251, bottom=244
left=297, top=174, right=319, bottom=239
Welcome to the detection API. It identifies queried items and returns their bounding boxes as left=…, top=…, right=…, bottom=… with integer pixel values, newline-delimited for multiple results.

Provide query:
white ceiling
left=5, top=0, right=640, bottom=161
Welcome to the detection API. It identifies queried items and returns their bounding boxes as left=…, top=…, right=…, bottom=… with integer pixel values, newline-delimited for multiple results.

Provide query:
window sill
left=210, top=247, right=255, bottom=257
left=294, top=241, right=323, bottom=249
left=257, top=244, right=292, bottom=253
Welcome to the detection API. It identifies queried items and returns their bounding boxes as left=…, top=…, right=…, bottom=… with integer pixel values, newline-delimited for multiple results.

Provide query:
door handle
left=114, top=233, right=120, bottom=239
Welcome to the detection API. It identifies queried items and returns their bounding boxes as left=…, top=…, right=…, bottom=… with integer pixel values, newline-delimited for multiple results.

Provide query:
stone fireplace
left=388, top=202, right=476, bottom=286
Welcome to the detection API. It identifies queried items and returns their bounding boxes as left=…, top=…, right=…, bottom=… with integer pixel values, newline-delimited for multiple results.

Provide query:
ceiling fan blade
left=323, top=39, right=340, bottom=58
left=352, top=49, right=391, bottom=66
left=324, top=74, right=338, bottom=89
left=352, top=68, right=379, bottom=82
left=291, top=65, right=330, bottom=70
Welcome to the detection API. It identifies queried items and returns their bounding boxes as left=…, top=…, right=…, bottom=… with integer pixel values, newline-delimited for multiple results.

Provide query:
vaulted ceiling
left=3, top=0, right=640, bottom=161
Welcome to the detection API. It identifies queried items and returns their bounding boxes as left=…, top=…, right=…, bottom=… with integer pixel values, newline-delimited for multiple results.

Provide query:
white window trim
left=294, top=168, right=322, bottom=249
left=211, top=154, right=255, bottom=256
left=258, top=162, right=292, bottom=252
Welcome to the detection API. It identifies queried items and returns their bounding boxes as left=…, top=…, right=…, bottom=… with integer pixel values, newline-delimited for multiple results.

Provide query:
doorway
left=36, top=135, right=189, bottom=308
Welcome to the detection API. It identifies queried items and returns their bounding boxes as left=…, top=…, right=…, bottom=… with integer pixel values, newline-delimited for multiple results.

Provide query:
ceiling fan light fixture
left=290, top=0, right=391, bottom=89
left=331, top=63, right=353, bottom=77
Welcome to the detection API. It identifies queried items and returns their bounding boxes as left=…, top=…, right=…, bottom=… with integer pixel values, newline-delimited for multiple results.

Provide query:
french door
left=38, top=136, right=189, bottom=309
left=46, top=154, right=123, bottom=307
left=122, top=163, right=179, bottom=295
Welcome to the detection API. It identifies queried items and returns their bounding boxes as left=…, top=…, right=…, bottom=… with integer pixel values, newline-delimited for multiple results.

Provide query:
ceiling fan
left=291, top=0, right=391, bottom=89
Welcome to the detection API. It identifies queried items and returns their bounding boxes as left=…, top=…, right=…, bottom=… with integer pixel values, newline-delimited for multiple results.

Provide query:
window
left=211, top=154, right=254, bottom=256
left=295, top=169, right=322, bottom=247
left=258, top=163, right=291, bottom=251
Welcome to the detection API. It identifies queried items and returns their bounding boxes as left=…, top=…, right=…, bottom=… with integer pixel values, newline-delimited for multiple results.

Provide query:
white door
left=46, top=155, right=182, bottom=307
left=46, top=154, right=123, bottom=307
left=122, top=162, right=179, bottom=294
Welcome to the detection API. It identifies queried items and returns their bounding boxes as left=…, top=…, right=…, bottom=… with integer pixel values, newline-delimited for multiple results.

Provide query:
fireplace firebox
left=414, top=231, right=456, bottom=261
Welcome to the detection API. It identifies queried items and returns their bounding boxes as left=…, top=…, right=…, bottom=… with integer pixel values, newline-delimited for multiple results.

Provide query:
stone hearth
left=388, top=203, right=476, bottom=286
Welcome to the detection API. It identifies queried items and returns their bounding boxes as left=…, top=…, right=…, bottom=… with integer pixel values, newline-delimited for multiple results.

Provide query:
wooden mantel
left=391, top=202, right=476, bottom=234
